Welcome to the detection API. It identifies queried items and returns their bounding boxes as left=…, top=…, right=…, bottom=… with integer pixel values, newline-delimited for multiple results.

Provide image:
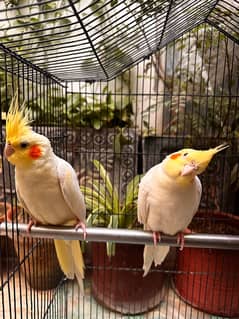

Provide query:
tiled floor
left=1, top=270, right=228, bottom=319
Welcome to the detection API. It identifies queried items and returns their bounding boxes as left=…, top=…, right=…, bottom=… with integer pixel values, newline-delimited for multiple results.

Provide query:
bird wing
left=137, top=182, right=150, bottom=227
left=15, top=181, right=39, bottom=222
left=137, top=165, right=160, bottom=228
left=194, top=176, right=202, bottom=214
left=15, top=178, right=31, bottom=213
left=56, top=156, right=86, bottom=223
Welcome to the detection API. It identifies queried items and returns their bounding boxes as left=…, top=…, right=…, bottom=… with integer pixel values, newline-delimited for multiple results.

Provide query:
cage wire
left=0, top=0, right=239, bottom=318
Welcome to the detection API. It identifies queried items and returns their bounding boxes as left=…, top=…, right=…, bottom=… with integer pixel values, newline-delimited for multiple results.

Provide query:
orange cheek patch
left=170, top=153, right=181, bottom=160
left=29, top=145, right=42, bottom=159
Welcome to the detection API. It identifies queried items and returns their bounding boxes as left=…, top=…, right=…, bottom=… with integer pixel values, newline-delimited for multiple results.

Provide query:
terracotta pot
left=0, top=202, right=18, bottom=271
left=9, top=207, right=64, bottom=290
left=173, top=211, right=239, bottom=317
left=91, top=242, right=167, bottom=315
left=14, top=208, right=63, bottom=290
left=15, top=236, right=63, bottom=290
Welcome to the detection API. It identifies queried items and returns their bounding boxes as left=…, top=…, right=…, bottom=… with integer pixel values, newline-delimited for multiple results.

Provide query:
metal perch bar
left=1, top=222, right=239, bottom=250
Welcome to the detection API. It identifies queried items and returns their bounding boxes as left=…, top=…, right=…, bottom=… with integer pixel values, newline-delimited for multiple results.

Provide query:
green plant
left=1, top=1, right=73, bottom=63
left=80, top=160, right=141, bottom=256
left=67, top=89, right=133, bottom=130
left=162, top=25, right=239, bottom=140
left=27, top=92, right=67, bottom=126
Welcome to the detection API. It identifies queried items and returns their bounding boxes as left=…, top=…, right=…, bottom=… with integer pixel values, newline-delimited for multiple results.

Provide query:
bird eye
left=183, top=152, right=188, bottom=157
left=20, top=142, right=29, bottom=149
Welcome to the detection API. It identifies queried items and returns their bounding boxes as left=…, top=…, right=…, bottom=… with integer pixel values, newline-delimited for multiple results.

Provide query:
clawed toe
left=177, top=232, right=185, bottom=251
left=177, top=228, right=191, bottom=251
left=75, top=220, right=87, bottom=240
left=153, top=231, right=161, bottom=246
left=27, top=219, right=38, bottom=232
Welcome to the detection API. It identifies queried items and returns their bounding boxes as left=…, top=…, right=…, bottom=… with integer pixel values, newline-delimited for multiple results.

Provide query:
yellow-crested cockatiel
left=138, top=144, right=229, bottom=276
left=4, top=94, right=86, bottom=293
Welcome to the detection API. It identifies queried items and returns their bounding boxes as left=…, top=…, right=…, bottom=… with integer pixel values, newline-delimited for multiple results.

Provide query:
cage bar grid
left=0, top=0, right=238, bottom=81
left=0, top=1, right=239, bottom=319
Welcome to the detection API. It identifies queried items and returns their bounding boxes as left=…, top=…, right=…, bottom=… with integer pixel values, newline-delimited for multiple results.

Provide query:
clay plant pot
left=173, top=211, right=239, bottom=318
left=0, top=202, right=18, bottom=272
left=91, top=242, right=167, bottom=315
left=10, top=207, right=64, bottom=290
left=15, top=236, right=63, bottom=290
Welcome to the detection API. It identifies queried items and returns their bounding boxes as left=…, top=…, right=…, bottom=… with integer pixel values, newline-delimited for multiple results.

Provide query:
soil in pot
left=91, top=242, right=170, bottom=315
left=173, top=211, right=239, bottom=318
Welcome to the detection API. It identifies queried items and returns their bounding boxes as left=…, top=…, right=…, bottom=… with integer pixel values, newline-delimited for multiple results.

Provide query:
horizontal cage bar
left=1, top=222, right=239, bottom=250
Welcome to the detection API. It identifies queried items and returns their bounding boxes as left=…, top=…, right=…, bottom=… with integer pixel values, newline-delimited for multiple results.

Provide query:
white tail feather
left=143, top=245, right=170, bottom=277
left=71, top=240, right=85, bottom=295
left=54, top=239, right=84, bottom=294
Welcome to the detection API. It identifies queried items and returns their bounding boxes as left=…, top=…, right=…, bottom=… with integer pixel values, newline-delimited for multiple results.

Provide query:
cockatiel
left=4, top=94, right=86, bottom=293
left=138, top=144, right=229, bottom=276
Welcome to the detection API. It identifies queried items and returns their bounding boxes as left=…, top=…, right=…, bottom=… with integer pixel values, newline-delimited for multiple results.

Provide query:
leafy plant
left=80, top=160, right=141, bottom=256
left=162, top=25, right=239, bottom=141
left=0, top=71, right=17, bottom=114
left=27, top=93, right=67, bottom=126
left=67, top=89, right=133, bottom=130
left=161, top=24, right=239, bottom=212
left=1, top=0, right=73, bottom=64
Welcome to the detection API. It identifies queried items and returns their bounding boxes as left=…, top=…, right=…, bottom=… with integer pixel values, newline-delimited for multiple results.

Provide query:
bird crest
left=6, top=92, right=32, bottom=143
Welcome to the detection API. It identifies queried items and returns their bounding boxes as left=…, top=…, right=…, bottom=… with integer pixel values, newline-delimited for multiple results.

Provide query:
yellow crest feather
left=6, top=92, right=32, bottom=142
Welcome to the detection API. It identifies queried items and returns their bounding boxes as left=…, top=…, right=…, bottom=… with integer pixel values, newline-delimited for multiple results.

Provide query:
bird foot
left=27, top=219, right=38, bottom=233
left=177, top=228, right=192, bottom=251
left=153, top=231, right=161, bottom=246
left=75, top=220, right=87, bottom=240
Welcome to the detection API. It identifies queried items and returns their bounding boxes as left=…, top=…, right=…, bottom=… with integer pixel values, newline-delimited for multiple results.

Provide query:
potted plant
left=80, top=160, right=166, bottom=315
left=173, top=210, right=239, bottom=317
left=3, top=205, right=63, bottom=291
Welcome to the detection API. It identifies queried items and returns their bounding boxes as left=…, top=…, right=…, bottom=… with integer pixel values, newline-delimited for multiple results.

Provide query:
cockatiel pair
left=4, top=94, right=229, bottom=283
left=4, top=95, right=86, bottom=293
left=137, top=143, right=229, bottom=276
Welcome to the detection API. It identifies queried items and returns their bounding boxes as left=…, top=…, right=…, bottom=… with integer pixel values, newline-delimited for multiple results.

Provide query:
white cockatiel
left=4, top=95, right=86, bottom=293
left=138, top=144, right=229, bottom=276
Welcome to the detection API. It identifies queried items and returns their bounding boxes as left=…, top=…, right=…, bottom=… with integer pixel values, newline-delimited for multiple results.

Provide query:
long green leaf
left=121, top=202, right=137, bottom=215
left=106, top=242, right=116, bottom=258
left=83, top=178, right=111, bottom=207
left=84, top=197, right=105, bottom=211
left=106, top=215, right=119, bottom=257
left=92, top=160, right=113, bottom=195
left=80, top=186, right=113, bottom=213
left=87, top=212, right=109, bottom=227
left=92, top=160, right=120, bottom=213
left=86, top=213, right=94, bottom=226
left=91, top=180, right=113, bottom=202
left=125, top=174, right=142, bottom=209
left=80, top=185, right=105, bottom=202
left=85, top=196, right=113, bottom=214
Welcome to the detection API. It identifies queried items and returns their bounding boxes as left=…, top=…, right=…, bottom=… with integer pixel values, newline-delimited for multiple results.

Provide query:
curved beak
left=181, top=163, right=198, bottom=176
left=4, top=143, right=15, bottom=158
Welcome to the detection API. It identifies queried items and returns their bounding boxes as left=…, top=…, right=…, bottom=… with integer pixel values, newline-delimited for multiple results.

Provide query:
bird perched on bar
left=137, top=143, right=229, bottom=276
left=4, top=93, right=86, bottom=293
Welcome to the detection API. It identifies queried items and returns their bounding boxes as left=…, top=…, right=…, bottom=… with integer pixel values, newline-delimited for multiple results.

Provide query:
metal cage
left=0, top=1, right=239, bottom=318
